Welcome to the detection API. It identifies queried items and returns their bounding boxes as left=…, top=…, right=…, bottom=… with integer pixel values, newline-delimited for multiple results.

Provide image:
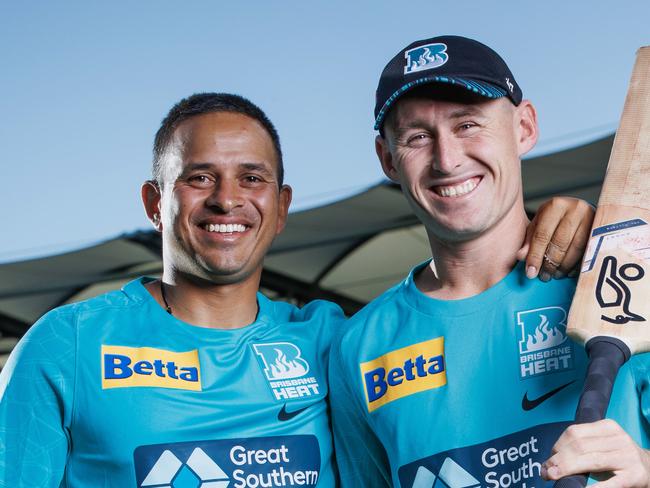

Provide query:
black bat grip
left=553, top=336, right=631, bottom=488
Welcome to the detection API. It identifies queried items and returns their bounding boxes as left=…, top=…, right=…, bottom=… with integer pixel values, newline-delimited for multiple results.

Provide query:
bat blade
left=554, top=47, right=650, bottom=488
left=568, top=46, right=650, bottom=356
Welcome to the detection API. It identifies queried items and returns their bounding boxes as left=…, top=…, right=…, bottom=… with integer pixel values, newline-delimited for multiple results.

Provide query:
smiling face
left=377, top=87, right=538, bottom=244
left=143, top=111, right=291, bottom=285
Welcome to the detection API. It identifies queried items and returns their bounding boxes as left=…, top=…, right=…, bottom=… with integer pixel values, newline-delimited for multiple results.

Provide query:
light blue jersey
left=330, top=261, right=650, bottom=487
left=0, top=278, right=344, bottom=487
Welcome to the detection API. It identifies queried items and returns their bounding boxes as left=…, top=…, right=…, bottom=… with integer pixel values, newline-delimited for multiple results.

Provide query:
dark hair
left=152, top=93, right=284, bottom=186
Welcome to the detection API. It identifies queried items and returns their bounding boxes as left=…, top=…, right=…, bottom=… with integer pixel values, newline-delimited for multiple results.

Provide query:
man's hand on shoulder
left=517, top=197, right=595, bottom=281
left=541, top=419, right=650, bottom=487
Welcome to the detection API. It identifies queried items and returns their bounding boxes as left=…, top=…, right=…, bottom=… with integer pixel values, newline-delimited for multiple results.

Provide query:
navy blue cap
left=374, top=35, right=522, bottom=132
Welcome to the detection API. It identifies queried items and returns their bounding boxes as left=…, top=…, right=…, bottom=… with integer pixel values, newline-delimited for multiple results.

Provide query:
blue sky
left=1, top=1, right=649, bottom=262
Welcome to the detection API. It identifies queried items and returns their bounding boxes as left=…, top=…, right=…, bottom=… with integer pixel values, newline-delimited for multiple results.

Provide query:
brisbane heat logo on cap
left=404, top=42, right=449, bottom=75
left=360, top=337, right=446, bottom=412
left=516, top=306, right=574, bottom=379
left=252, top=342, right=322, bottom=402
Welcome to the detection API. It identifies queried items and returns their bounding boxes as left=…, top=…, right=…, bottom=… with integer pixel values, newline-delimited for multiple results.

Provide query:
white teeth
left=436, top=178, right=478, bottom=197
left=204, top=224, right=247, bottom=233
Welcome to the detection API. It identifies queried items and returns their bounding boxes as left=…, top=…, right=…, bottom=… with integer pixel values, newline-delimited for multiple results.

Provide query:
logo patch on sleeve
left=101, top=345, right=202, bottom=391
left=360, top=337, right=446, bottom=412
left=252, top=342, right=322, bottom=403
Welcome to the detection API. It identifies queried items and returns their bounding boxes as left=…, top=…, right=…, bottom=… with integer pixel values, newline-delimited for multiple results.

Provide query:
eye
left=457, top=122, right=479, bottom=133
left=406, top=133, right=432, bottom=147
left=241, top=174, right=268, bottom=187
left=187, top=174, right=214, bottom=187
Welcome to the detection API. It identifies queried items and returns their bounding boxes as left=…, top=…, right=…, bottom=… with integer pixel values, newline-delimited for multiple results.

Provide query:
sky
left=1, top=1, right=649, bottom=263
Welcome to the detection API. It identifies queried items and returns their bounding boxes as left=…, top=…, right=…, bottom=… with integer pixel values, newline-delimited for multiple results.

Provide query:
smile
left=202, top=223, right=248, bottom=233
left=433, top=176, right=481, bottom=197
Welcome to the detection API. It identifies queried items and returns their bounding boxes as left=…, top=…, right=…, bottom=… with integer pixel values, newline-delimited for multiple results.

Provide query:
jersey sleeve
left=607, top=354, right=650, bottom=446
left=328, top=329, right=392, bottom=488
left=0, top=309, right=76, bottom=487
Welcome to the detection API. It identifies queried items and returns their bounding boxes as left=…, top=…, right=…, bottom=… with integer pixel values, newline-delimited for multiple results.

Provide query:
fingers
left=523, top=197, right=594, bottom=281
left=524, top=201, right=565, bottom=280
left=539, top=213, right=590, bottom=278
left=516, top=216, right=534, bottom=264
left=542, top=420, right=650, bottom=487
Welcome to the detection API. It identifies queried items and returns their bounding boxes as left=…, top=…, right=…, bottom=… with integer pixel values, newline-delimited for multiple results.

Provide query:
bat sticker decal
left=595, top=255, right=646, bottom=324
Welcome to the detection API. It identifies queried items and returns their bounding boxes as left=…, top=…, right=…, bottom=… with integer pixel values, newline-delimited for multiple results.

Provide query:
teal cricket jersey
left=329, top=261, right=650, bottom=487
left=0, top=278, right=344, bottom=487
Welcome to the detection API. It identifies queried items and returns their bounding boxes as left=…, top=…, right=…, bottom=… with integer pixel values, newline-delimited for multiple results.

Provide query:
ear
left=275, top=184, right=293, bottom=235
left=141, top=180, right=162, bottom=232
left=515, top=100, right=539, bottom=157
left=376, top=135, right=400, bottom=182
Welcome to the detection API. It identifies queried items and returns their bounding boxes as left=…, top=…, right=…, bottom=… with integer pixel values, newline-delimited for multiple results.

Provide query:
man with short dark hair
left=0, top=93, right=343, bottom=486
left=329, top=35, right=650, bottom=487
left=0, top=90, right=595, bottom=487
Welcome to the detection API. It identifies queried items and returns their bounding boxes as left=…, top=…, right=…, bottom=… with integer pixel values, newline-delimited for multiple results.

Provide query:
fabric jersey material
left=0, top=278, right=344, bottom=487
left=329, top=261, right=650, bottom=487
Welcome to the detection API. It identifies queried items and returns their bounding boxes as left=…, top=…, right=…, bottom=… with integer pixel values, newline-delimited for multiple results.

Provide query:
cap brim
left=374, top=76, right=507, bottom=131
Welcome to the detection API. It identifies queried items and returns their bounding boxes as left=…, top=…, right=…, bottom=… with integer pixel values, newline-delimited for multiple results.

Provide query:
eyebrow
left=393, top=106, right=486, bottom=132
left=181, top=161, right=275, bottom=177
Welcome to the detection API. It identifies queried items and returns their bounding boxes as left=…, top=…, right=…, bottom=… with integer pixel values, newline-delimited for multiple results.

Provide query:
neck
left=416, top=204, right=529, bottom=300
left=146, top=268, right=261, bottom=329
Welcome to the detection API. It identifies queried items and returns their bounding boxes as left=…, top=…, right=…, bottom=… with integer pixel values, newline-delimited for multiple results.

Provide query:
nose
left=205, top=179, right=243, bottom=213
left=431, top=132, right=462, bottom=175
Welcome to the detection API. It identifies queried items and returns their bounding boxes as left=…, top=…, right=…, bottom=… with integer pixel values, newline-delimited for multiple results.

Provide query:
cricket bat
left=555, top=46, right=650, bottom=487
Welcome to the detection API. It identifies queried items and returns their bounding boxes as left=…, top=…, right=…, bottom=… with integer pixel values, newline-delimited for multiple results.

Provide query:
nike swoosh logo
left=522, top=381, right=575, bottom=411
left=277, top=404, right=310, bottom=421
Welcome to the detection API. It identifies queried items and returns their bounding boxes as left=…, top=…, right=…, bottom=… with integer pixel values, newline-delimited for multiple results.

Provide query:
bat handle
left=553, top=336, right=631, bottom=488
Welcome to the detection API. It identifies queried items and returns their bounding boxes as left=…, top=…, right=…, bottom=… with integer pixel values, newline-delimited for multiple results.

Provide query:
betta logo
left=359, top=337, right=446, bottom=412
left=516, top=307, right=574, bottom=378
left=404, top=42, right=449, bottom=75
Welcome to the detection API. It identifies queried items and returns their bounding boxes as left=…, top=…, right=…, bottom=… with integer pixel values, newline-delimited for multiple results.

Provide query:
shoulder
left=333, top=280, right=405, bottom=353
left=345, top=280, right=404, bottom=328
left=263, top=295, right=346, bottom=325
left=14, top=278, right=148, bottom=348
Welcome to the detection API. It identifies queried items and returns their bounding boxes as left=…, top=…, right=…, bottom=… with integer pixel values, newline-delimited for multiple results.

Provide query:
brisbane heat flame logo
left=518, top=307, right=567, bottom=353
left=253, top=343, right=310, bottom=381
left=516, top=306, right=574, bottom=379
left=403, top=42, right=449, bottom=75
left=252, top=342, right=321, bottom=402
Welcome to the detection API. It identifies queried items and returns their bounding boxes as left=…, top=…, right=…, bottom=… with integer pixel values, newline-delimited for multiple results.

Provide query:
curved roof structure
left=0, top=135, right=612, bottom=366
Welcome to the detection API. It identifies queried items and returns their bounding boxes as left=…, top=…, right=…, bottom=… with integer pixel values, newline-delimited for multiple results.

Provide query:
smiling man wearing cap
left=329, top=35, right=650, bottom=487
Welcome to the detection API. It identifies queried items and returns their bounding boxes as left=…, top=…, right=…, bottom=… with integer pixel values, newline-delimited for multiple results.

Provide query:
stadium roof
left=0, top=134, right=613, bottom=365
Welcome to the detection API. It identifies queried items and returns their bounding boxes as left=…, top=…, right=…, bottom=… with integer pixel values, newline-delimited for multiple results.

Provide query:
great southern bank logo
left=404, top=42, right=448, bottom=75
left=253, top=342, right=321, bottom=402
left=140, top=448, right=229, bottom=487
left=134, top=435, right=320, bottom=488
left=516, top=306, right=574, bottom=379
left=398, top=422, right=570, bottom=488
left=408, top=458, right=480, bottom=488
